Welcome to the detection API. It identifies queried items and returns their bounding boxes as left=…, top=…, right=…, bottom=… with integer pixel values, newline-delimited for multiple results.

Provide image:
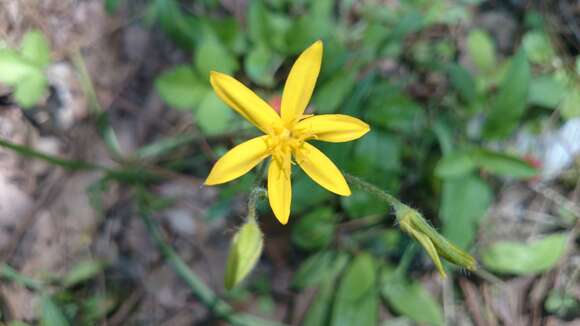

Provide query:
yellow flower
left=204, top=41, right=370, bottom=224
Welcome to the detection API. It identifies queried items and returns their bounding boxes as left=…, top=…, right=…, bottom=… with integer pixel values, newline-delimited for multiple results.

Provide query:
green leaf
left=224, top=220, right=264, bottom=289
left=285, top=15, right=331, bottom=54
left=292, top=251, right=349, bottom=289
left=0, top=49, right=38, bottom=84
left=483, top=49, right=530, bottom=139
left=291, top=174, right=331, bottom=213
left=561, top=88, right=580, bottom=120
left=481, top=233, right=568, bottom=275
left=155, top=66, right=209, bottom=110
left=244, top=44, right=282, bottom=87
left=105, top=0, right=121, bottom=14
left=41, top=295, right=70, bottom=326
left=312, top=69, right=357, bottom=114
left=247, top=0, right=269, bottom=45
left=204, top=17, right=247, bottom=54
left=195, top=37, right=238, bottom=78
left=544, top=289, right=580, bottom=318
left=473, top=149, right=538, bottom=178
left=13, top=71, right=47, bottom=108
left=135, top=134, right=196, bottom=160
left=336, top=253, right=376, bottom=301
left=446, top=64, right=477, bottom=105
left=331, top=253, right=378, bottom=326
left=303, top=278, right=335, bottom=326
left=341, top=191, right=389, bottom=219
left=292, top=208, right=335, bottom=251
left=366, top=93, right=424, bottom=134
left=195, top=92, right=234, bottom=136
left=522, top=31, right=555, bottom=64
left=528, top=75, right=566, bottom=108
left=381, top=270, right=444, bottom=326
left=63, top=260, right=105, bottom=288
left=151, top=0, right=198, bottom=49
left=20, top=30, right=51, bottom=67
left=440, top=175, right=492, bottom=249
left=351, top=131, right=401, bottom=175
left=434, top=150, right=476, bottom=178
left=467, top=29, right=496, bottom=73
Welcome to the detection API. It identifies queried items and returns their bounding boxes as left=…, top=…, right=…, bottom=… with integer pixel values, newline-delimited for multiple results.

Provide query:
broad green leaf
left=41, top=295, right=70, bottom=326
left=312, top=69, right=357, bottom=114
left=292, top=208, right=335, bottom=251
left=483, top=49, right=530, bottom=139
left=247, top=2, right=292, bottom=53
left=244, top=44, right=282, bottom=87
left=303, top=278, right=335, bottom=326
left=63, top=260, right=105, bottom=288
left=447, top=64, right=477, bottom=105
left=467, top=29, right=496, bottom=73
left=473, top=149, right=538, bottom=178
left=224, top=220, right=264, bottom=289
left=382, top=270, right=444, bottom=326
left=544, top=289, right=580, bottom=317
left=440, top=175, right=492, bottom=249
left=285, top=15, right=331, bottom=54
left=366, top=93, right=425, bottom=134
left=247, top=0, right=269, bottom=44
left=152, top=0, right=198, bottom=49
left=331, top=253, right=378, bottom=326
left=155, top=66, right=209, bottom=110
left=195, top=92, right=234, bottom=135
left=20, top=30, right=51, bottom=67
left=195, top=37, right=238, bottom=78
left=335, top=253, right=376, bottom=301
left=204, top=17, right=246, bottom=54
left=561, top=88, right=580, bottom=120
left=292, top=251, right=349, bottom=289
left=341, top=191, right=389, bottom=219
left=435, top=150, right=476, bottom=178
left=351, top=131, right=401, bottom=174
left=522, top=31, right=555, bottom=64
left=13, top=71, right=47, bottom=108
left=0, top=50, right=38, bottom=84
left=528, top=75, right=566, bottom=108
left=481, top=233, right=568, bottom=275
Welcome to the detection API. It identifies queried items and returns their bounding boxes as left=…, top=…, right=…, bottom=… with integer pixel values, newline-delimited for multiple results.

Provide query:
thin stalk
left=139, top=205, right=280, bottom=325
left=345, top=173, right=402, bottom=210
left=0, top=138, right=101, bottom=171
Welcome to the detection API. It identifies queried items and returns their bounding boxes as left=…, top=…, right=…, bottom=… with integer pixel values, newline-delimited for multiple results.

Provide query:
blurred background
left=0, top=0, right=578, bottom=325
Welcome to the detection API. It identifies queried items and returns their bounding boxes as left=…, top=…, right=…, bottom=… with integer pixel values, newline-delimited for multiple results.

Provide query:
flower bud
left=224, top=220, right=264, bottom=290
left=396, top=205, right=477, bottom=277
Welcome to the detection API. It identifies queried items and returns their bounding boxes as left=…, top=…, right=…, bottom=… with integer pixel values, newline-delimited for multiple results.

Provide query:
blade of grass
left=135, top=134, right=197, bottom=160
left=0, top=138, right=99, bottom=171
left=1, top=264, right=43, bottom=291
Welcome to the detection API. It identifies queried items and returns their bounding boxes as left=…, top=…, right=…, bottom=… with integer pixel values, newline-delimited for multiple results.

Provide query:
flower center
left=267, top=127, right=304, bottom=168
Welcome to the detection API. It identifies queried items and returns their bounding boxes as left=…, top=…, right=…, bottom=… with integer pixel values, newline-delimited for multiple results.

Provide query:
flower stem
left=344, top=173, right=403, bottom=210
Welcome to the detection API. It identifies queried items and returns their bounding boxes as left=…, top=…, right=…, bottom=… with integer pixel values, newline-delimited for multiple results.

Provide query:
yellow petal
left=205, top=136, right=270, bottom=185
left=268, top=154, right=292, bottom=225
left=294, top=142, right=350, bottom=196
left=294, top=114, right=370, bottom=143
left=281, top=40, right=323, bottom=125
left=210, top=71, right=282, bottom=133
